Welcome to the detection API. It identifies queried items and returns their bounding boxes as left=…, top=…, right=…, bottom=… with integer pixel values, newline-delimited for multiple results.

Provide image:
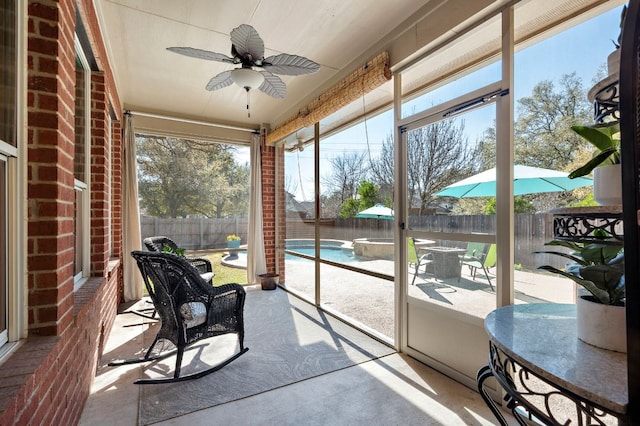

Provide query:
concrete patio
left=79, top=286, right=518, bottom=425
left=283, top=256, right=575, bottom=340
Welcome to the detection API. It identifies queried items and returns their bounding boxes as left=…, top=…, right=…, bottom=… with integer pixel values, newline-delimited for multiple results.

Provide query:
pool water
left=286, top=247, right=357, bottom=263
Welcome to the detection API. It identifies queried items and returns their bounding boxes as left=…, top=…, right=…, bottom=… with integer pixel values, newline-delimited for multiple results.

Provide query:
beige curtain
left=247, top=132, right=267, bottom=283
left=123, top=113, right=143, bottom=301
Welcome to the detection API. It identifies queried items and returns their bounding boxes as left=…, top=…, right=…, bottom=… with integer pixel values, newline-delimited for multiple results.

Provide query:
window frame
left=1, top=0, right=26, bottom=354
left=73, top=36, right=91, bottom=290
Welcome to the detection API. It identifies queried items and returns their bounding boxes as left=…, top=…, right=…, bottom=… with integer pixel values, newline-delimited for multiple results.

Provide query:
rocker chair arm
left=186, top=256, right=214, bottom=275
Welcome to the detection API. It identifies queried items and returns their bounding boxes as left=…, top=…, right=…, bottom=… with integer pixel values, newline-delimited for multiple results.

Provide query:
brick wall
left=261, top=133, right=277, bottom=275
left=275, top=145, right=286, bottom=281
left=0, top=269, right=119, bottom=425
left=27, top=0, right=77, bottom=337
left=89, top=73, right=109, bottom=276
left=0, top=0, right=124, bottom=424
left=111, top=119, right=123, bottom=302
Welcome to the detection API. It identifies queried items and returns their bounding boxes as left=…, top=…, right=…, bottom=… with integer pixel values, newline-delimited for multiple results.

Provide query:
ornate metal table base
left=477, top=342, right=627, bottom=426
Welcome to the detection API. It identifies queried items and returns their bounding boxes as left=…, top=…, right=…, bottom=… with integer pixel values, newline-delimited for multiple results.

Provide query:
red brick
left=38, top=20, right=59, bottom=39
left=28, top=3, right=60, bottom=21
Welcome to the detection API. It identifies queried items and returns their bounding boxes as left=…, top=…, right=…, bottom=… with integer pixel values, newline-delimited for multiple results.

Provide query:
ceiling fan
left=167, top=24, right=320, bottom=116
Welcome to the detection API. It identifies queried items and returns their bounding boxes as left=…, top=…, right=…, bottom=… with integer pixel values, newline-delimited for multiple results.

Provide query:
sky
left=281, top=5, right=625, bottom=202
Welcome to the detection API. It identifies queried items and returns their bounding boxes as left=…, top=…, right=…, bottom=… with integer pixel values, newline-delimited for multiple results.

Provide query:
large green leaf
left=538, top=265, right=611, bottom=304
left=543, top=240, right=584, bottom=252
left=579, top=264, right=624, bottom=290
left=580, top=243, right=624, bottom=265
left=570, top=123, right=619, bottom=151
left=534, top=250, right=587, bottom=266
left=568, top=147, right=619, bottom=178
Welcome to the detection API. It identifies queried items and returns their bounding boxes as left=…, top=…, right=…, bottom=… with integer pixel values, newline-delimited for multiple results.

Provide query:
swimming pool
left=285, top=247, right=357, bottom=263
left=222, top=240, right=356, bottom=268
left=285, top=239, right=356, bottom=263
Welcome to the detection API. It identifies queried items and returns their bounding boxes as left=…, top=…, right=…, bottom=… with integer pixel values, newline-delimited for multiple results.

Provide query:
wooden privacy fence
left=140, top=216, right=249, bottom=250
left=140, top=213, right=561, bottom=269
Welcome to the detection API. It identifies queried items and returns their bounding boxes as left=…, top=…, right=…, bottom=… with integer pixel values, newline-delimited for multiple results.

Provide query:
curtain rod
left=126, top=110, right=259, bottom=134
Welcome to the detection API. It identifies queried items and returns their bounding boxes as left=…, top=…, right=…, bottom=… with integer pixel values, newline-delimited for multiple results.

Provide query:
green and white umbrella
left=435, top=165, right=593, bottom=198
left=355, top=203, right=394, bottom=219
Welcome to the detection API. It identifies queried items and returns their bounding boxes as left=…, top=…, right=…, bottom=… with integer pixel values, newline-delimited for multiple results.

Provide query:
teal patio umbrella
left=434, top=164, right=593, bottom=198
left=356, top=203, right=394, bottom=219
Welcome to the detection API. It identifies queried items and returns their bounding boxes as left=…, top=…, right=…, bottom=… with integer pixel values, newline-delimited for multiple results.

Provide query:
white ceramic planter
left=576, top=294, right=626, bottom=352
left=593, top=163, right=622, bottom=206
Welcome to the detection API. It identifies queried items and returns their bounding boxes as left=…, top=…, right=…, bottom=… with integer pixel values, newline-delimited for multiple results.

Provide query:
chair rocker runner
left=109, top=251, right=248, bottom=384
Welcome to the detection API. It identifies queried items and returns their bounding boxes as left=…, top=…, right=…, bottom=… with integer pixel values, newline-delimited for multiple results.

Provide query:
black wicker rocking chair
left=143, top=236, right=215, bottom=284
left=131, top=236, right=216, bottom=320
left=109, top=251, right=248, bottom=384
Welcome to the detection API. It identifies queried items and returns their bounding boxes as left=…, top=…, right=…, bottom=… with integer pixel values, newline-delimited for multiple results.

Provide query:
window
left=0, top=158, right=6, bottom=346
left=74, top=38, right=91, bottom=289
left=0, top=0, right=23, bottom=350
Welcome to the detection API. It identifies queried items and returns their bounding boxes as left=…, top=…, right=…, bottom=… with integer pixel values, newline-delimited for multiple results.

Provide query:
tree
left=321, top=152, right=369, bottom=217
left=483, top=197, right=536, bottom=214
left=136, top=135, right=249, bottom=218
left=369, top=135, right=394, bottom=201
left=514, top=72, right=592, bottom=170
left=338, top=180, right=382, bottom=218
left=322, top=152, right=368, bottom=205
left=476, top=73, right=592, bottom=172
left=372, top=119, right=477, bottom=215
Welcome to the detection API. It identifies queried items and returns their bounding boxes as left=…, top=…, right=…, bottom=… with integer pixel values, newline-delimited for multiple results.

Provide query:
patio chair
left=109, top=251, right=249, bottom=384
left=408, top=237, right=434, bottom=285
left=144, top=236, right=214, bottom=284
left=459, top=243, right=496, bottom=290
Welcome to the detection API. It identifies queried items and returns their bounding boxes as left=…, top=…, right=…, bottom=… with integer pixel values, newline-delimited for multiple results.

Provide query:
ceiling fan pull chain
left=246, top=87, right=251, bottom=118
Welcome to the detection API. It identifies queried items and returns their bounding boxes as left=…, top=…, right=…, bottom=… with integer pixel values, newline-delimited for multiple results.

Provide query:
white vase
left=593, top=164, right=622, bottom=206
left=576, top=294, right=626, bottom=352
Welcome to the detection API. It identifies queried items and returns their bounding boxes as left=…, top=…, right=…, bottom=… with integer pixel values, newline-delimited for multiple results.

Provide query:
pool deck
left=211, top=247, right=576, bottom=341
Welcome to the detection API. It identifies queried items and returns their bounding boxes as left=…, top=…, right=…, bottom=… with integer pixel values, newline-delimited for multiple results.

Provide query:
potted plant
left=162, top=245, right=186, bottom=257
left=226, top=234, right=241, bottom=249
left=258, top=272, right=279, bottom=291
left=536, top=239, right=626, bottom=352
left=568, top=122, right=621, bottom=205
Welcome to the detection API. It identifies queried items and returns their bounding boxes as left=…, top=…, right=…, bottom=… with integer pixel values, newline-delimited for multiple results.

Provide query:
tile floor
left=79, top=286, right=514, bottom=425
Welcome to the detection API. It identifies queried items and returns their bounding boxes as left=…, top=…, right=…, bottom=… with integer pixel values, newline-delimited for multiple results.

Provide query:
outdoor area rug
left=138, top=287, right=395, bottom=424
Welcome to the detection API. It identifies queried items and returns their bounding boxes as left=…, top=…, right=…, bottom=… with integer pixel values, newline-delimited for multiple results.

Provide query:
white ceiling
left=94, top=0, right=439, bottom=130
left=93, top=0, right=623, bottom=142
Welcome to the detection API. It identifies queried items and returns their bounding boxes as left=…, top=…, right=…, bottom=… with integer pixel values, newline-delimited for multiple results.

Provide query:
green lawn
left=206, top=253, right=248, bottom=286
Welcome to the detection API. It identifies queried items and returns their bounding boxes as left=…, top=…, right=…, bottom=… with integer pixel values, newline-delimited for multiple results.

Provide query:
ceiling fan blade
left=230, top=24, right=265, bottom=62
left=258, top=72, right=286, bottom=99
left=206, top=70, right=233, bottom=91
left=263, top=54, right=320, bottom=75
left=167, top=47, right=235, bottom=63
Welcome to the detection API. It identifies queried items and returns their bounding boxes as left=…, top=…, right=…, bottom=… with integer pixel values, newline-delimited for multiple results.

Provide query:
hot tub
left=353, top=238, right=435, bottom=260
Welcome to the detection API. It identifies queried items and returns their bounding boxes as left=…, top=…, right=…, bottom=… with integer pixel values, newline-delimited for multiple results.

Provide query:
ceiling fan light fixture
left=168, top=24, right=319, bottom=116
left=231, top=68, right=264, bottom=90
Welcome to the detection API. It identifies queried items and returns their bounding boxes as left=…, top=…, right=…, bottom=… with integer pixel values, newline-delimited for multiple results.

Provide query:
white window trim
left=106, top=113, right=112, bottom=257
left=74, top=36, right=91, bottom=290
left=0, top=154, right=7, bottom=347
left=2, top=0, right=27, bottom=352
